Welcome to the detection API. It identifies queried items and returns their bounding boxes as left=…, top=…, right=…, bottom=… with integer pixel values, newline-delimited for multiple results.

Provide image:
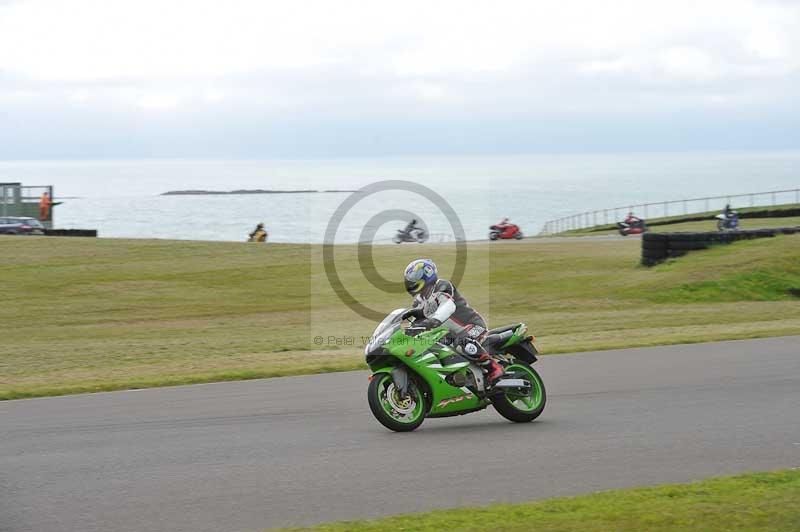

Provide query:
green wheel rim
left=504, top=364, right=544, bottom=412
left=376, top=374, right=424, bottom=424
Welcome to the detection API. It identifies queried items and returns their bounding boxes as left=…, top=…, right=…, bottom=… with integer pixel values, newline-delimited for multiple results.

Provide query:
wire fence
left=539, top=187, right=800, bottom=235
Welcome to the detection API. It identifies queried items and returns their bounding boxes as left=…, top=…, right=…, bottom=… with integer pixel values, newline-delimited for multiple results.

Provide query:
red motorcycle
left=489, top=220, right=523, bottom=240
left=617, top=218, right=648, bottom=236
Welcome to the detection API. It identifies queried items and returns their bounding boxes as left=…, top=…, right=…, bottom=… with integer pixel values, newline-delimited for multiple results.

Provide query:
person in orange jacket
left=39, top=192, right=52, bottom=221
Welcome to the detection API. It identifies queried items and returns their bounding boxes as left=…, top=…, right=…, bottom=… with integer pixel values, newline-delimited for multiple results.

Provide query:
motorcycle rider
left=403, top=258, right=504, bottom=384
left=720, top=204, right=739, bottom=229
left=248, top=223, right=267, bottom=242
left=403, top=219, right=419, bottom=235
left=624, top=211, right=643, bottom=227
left=723, top=204, right=737, bottom=219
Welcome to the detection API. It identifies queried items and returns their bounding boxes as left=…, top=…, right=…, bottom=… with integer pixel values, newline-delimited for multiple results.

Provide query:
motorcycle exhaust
left=493, top=378, right=531, bottom=390
left=446, top=372, right=467, bottom=387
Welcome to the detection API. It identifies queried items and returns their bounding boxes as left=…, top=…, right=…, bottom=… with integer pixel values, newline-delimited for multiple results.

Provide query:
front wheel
left=368, top=373, right=426, bottom=432
left=513, top=231, right=523, bottom=240
left=492, top=364, right=546, bottom=423
left=489, top=232, right=499, bottom=240
left=392, top=236, right=403, bottom=244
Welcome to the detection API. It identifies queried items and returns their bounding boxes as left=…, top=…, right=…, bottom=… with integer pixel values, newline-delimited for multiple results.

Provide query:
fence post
left=772, top=192, right=776, bottom=205
left=664, top=201, right=668, bottom=217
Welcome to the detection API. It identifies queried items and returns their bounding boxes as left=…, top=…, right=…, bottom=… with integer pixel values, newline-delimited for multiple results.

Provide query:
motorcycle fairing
left=368, top=327, right=486, bottom=416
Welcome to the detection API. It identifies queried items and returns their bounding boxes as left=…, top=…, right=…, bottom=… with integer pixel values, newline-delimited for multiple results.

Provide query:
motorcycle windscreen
left=364, top=308, right=406, bottom=355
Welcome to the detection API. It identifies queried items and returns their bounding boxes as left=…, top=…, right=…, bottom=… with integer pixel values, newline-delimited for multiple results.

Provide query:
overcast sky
left=0, top=0, right=798, bottom=158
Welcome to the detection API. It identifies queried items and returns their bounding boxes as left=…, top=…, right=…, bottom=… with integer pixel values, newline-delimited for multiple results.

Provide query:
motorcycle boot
left=457, top=338, right=504, bottom=385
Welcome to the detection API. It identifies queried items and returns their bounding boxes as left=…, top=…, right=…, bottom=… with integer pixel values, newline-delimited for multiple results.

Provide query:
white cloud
left=0, top=0, right=797, bottom=118
left=135, top=91, right=182, bottom=110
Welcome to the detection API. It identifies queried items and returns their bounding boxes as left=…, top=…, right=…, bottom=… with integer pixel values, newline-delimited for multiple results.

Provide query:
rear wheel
left=368, top=373, right=426, bottom=432
left=492, top=364, right=546, bottom=423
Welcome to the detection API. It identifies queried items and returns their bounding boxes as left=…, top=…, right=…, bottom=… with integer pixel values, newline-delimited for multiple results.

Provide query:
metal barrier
left=539, top=187, right=800, bottom=235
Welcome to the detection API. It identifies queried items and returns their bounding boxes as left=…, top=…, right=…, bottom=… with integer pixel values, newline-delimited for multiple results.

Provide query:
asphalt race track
left=2, top=336, right=799, bottom=532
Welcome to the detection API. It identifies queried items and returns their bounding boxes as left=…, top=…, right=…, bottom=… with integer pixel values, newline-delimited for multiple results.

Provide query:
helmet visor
left=405, top=278, right=424, bottom=295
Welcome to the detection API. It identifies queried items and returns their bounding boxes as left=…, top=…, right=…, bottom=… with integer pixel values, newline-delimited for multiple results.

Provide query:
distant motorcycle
left=617, top=219, right=648, bottom=236
left=716, top=211, right=739, bottom=231
left=247, top=224, right=268, bottom=242
left=393, top=227, right=428, bottom=244
left=489, top=221, right=523, bottom=240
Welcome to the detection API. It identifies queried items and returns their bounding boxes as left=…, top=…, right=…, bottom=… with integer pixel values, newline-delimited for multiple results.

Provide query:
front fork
left=390, top=366, right=410, bottom=397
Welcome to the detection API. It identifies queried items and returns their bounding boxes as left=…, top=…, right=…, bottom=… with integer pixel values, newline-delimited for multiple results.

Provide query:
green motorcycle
left=365, top=309, right=546, bottom=432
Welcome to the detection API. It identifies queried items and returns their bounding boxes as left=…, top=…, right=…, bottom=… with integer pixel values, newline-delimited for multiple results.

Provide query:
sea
left=1, top=151, right=798, bottom=243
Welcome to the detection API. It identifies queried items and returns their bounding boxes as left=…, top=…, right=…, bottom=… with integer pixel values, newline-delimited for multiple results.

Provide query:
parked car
left=0, top=217, right=45, bottom=235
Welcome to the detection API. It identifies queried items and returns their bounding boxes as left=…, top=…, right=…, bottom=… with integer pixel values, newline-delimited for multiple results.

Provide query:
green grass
left=1, top=233, right=799, bottom=399
left=278, top=470, right=800, bottom=532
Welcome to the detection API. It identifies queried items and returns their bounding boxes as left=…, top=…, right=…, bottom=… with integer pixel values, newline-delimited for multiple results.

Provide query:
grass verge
left=1, top=234, right=799, bottom=399
left=278, top=470, right=800, bottom=532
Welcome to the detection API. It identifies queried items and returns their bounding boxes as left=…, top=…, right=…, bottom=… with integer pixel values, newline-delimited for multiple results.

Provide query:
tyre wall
left=44, top=229, right=98, bottom=237
left=641, top=227, right=800, bottom=266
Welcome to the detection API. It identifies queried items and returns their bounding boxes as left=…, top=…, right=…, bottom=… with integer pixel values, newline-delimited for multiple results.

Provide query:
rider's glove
left=416, top=318, right=442, bottom=330
left=402, top=308, right=425, bottom=321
